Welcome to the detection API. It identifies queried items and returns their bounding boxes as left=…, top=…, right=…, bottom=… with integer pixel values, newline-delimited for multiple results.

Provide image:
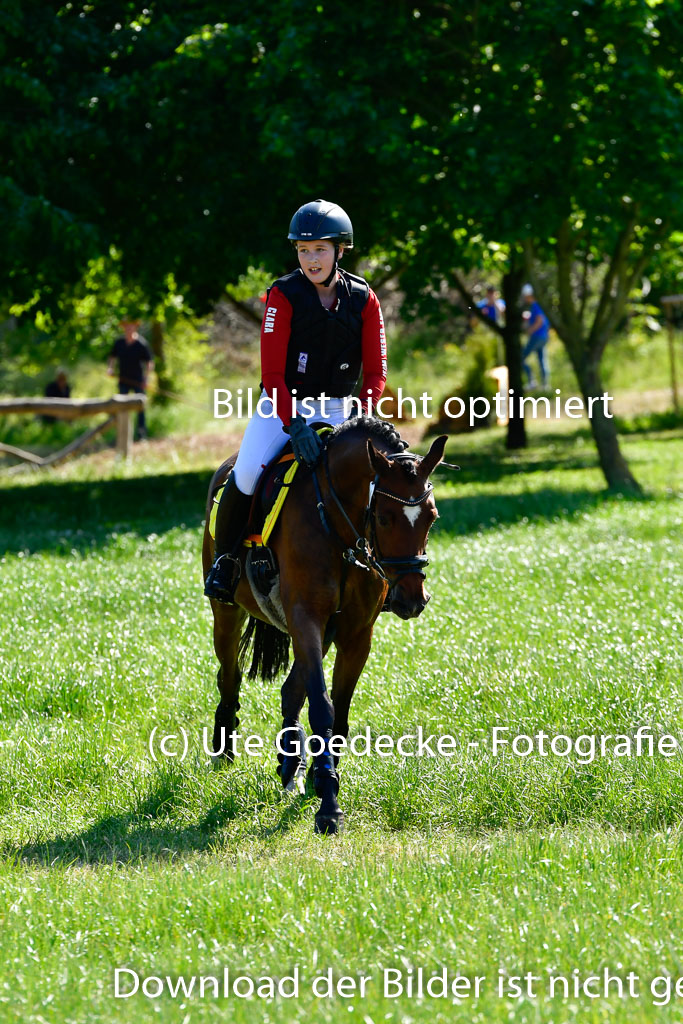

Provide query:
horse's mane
left=330, top=415, right=407, bottom=452
left=329, top=416, right=418, bottom=474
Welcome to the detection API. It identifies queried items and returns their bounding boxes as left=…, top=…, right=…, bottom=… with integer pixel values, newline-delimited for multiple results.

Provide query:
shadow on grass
left=0, top=469, right=213, bottom=554
left=436, top=485, right=653, bottom=536
left=428, top=425, right=659, bottom=487
left=0, top=435, right=659, bottom=555
left=431, top=447, right=600, bottom=487
left=5, top=772, right=311, bottom=866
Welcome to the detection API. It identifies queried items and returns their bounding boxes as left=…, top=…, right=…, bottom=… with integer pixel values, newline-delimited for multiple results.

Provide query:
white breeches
left=232, top=392, right=348, bottom=494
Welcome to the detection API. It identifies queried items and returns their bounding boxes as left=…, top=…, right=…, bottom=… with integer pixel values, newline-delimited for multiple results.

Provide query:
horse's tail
left=238, top=616, right=291, bottom=681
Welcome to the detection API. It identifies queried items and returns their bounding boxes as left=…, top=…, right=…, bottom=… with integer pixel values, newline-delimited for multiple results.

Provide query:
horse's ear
left=367, top=440, right=393, bottom=477
left=419, top=434, right=448, bottom=478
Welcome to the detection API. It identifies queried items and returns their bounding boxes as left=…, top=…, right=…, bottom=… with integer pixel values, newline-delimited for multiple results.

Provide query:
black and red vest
left=270, top=267, right=369, bottom=400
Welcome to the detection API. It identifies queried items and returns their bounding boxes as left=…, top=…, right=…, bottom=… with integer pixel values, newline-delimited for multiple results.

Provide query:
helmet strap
left=321, top=244, right=340, bottom=287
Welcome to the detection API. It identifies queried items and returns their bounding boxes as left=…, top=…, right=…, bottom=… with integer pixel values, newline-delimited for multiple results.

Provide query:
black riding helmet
left=288, top=200, right=353, bottom=286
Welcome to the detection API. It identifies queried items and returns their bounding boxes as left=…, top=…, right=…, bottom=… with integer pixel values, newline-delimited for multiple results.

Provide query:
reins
left=313, top=453, right=387, bottom=579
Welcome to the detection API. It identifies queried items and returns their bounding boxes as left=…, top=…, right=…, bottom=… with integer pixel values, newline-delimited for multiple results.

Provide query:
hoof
left=314, top=812, right=344, bottom=836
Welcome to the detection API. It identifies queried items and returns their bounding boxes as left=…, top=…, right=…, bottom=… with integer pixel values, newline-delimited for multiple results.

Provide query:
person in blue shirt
left=477, top=286, right=504, bottom=325
left=521, top=284, right=550, bottom=387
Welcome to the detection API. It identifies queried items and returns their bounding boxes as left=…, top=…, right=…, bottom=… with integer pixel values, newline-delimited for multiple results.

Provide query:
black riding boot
left=204, top=475, right=252, bottom=603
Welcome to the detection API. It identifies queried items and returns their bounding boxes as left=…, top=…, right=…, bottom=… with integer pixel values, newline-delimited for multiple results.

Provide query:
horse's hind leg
left=211, top=603, right=247, bottom=762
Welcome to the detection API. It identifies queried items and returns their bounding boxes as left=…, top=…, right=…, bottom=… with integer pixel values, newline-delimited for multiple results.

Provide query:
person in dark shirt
left=42, top=368, right=71, bottom=422
left=45, top=368, right=70, bottom=400
left=107, top=320, right=154, bottom=440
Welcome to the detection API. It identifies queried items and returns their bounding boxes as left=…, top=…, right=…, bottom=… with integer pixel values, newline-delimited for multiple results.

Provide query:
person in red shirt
left=205, top=199, right=387, bottom=604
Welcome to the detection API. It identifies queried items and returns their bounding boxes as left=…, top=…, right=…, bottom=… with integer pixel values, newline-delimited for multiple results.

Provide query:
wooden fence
left=0, top=395, right=146, bottom=467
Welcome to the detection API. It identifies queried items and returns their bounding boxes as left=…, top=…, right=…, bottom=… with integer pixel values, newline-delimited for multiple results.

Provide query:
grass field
left=0, top=423, right=682, bottom=1022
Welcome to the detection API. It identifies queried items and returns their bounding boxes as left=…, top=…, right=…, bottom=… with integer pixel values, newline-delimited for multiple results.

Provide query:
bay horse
left=202, top=416, right=447, bottom=834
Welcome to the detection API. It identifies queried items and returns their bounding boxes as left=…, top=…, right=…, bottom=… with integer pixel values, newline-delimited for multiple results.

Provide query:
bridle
left=312, top=449, right=433, bottom=587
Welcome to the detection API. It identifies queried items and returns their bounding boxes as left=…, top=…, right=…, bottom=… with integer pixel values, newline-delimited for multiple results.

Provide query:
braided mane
left=329, top=415, right=422, bottom=478
left=330, top=415, right=408, bottom=453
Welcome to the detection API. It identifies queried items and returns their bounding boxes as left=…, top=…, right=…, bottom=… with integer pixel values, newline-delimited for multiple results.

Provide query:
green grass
left=0, top=426, right=681, bottom=1022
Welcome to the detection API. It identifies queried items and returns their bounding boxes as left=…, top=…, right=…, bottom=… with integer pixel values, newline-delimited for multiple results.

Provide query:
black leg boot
left=204, top=475, right=253, bottom=603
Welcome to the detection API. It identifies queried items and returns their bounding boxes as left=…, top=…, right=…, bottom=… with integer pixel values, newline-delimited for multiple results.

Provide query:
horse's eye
left=377, top=514, right=390, bottom=528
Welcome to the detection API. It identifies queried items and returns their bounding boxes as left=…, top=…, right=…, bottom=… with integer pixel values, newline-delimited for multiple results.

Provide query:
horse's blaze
left=402, top=504, right=421, bottom=526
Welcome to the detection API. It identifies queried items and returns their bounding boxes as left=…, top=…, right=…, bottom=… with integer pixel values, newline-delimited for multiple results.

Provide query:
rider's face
left=296, top=240, right=340, bottom=285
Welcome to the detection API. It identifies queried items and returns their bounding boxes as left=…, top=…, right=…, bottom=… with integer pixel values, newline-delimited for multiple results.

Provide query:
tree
left=221, top=0, right=683, bottom=478
left=3, top=1, right=682, bottom=492
left=0, top=3, right=289, bottom=316
left=416, top=0, right=683, bottom=489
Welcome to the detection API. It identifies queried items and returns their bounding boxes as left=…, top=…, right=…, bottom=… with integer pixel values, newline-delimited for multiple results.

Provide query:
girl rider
left=204, top=199, right=388, bottom=604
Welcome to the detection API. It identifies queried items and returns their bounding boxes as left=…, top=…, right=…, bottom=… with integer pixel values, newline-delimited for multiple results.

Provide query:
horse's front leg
left=289, top=606, right=342, bottom=835
left=211, top=602, right=247, bottom=762
left=278, top=662, right=308, bottom=793
left=279, top=637, right=334, bottom=791
left=330, top=623, right=374, bottom=756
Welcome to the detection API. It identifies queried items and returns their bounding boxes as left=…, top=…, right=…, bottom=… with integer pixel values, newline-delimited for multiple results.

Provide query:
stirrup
left=204, top=553, right=241, bottom=604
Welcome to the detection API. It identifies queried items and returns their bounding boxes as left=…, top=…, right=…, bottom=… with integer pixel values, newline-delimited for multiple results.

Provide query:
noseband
left=312, top=450, right=433, bottom=585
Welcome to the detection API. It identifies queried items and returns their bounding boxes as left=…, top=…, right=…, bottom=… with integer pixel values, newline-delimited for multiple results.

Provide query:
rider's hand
left=287, top=415, right=323, bottom=467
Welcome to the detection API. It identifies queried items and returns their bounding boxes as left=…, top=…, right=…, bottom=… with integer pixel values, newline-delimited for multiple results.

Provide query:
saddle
left=246, top=423, right=334, bottom=547
left=208, top=425, right=333, bottom=601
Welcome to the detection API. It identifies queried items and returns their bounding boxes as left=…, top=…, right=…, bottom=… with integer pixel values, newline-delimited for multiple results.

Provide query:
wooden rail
left=0, top=394, right=146, bottom=466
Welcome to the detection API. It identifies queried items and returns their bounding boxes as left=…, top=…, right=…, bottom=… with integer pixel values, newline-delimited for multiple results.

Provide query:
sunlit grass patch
left=0, top=426, right=681, bottom=1021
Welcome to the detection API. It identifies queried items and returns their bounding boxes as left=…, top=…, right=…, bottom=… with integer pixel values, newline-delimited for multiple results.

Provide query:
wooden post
left=667, top=320, right=679, bottom=412
left=115, top=409, right=133, bottom=459
left=488, top=365, right=509, bottom=424
left=661, top=296, right=681, bottom=413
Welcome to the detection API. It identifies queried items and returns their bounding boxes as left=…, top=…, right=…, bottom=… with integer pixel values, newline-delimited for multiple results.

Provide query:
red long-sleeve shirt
left=261, top=284, right=387, bottom=427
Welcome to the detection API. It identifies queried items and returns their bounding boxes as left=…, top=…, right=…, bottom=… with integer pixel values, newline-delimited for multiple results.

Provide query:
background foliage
left=1, top=0, right=682, bottom=482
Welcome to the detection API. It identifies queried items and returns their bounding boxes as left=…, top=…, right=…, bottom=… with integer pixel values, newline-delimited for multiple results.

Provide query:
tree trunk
left=501, top=264, right=526, bottom=449
left=577, top=359, right=641, bottom=492
left=150, top=319, right=171, bottom=405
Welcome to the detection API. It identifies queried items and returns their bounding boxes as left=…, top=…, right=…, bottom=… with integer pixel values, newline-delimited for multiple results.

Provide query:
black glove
left=288, top=415, right=324, bottom=467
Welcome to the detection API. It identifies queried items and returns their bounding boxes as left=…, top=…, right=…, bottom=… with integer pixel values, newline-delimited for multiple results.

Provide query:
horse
left=202, top=416, right=447, bottom=835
